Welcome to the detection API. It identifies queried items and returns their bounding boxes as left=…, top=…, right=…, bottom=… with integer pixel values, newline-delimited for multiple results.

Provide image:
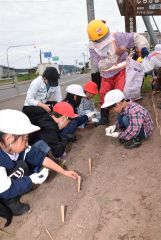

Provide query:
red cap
left=83, top=81, right=98, bottom=95
left=53, top=102, right=78, bottom=118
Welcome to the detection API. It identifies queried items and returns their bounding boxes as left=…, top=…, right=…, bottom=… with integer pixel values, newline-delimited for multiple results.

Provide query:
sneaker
left=124, top=137, right=142, bottom=149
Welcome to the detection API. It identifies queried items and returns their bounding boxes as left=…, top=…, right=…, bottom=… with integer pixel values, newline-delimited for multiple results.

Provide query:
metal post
left=40, top=49, right=42, bottom=64
left=29, top=56, right=31, bottom=69
left=6, top=47, right=11, bottom=77
left=142, top=16, right=158, bottom=46
left=13, top=75, right=19, bottom=95
left=152, top=16, right=160, bottom=33
left=82, top=52, right=86, bottom=72
left=6, top=43, right=35, bottom=77
left=86, top=0, right=95, bottom=23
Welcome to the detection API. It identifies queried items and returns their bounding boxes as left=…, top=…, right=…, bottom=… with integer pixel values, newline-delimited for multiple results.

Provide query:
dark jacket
left=23, top=106, right=67, bottom=158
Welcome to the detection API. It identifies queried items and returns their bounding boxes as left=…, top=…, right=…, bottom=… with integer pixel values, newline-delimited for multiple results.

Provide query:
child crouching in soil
left=102, top=89, right=154, bottom=149
left=63, top=84, right=97, bottom=129
left=0, top=109, right=78, bottom=227
left=77, top=81, right=101, bottom=125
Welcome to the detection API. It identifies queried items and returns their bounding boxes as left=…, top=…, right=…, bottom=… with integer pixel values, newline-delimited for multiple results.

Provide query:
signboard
left=52, top=56, right=59, bottom=61
left=44, top=52, right=52, bottom=58
left=117, top=0, right=161, bottom=15
left=136, top=0, right=161, bottom=15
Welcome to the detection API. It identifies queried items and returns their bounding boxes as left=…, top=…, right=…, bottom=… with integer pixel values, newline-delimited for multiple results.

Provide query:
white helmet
left=66, top=84, right=86, bottom=97
left=0, top=109, right=40, bottom=135
left=101, top=89, right=125, bottom=108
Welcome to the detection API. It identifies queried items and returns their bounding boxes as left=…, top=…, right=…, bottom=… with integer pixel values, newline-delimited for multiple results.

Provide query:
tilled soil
left=1, top=93, right=161, bottom=240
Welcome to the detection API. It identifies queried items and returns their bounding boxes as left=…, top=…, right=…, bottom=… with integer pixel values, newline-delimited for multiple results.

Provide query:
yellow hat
left=87, top=19, right=109, bottom=42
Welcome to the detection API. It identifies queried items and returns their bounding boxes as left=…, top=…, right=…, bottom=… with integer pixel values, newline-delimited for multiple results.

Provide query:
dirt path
left=1, top=93, right=161, bottom=240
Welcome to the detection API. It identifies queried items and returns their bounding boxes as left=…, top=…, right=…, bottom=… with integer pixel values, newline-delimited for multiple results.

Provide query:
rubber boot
left=2, top=197, right=30, bottom=216
left=97, top=108, right=109, bottom=125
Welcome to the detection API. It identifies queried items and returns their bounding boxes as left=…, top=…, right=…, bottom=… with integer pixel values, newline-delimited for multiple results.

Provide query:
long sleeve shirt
left=89, top=32, right=135, bottom=78
left=24, top=76, right=62, bottom=106
left=77, top=97, right=96, bottom=116
left=117, top=101, right=154, bottom=141
left=0, top=143, right=46, bottom=200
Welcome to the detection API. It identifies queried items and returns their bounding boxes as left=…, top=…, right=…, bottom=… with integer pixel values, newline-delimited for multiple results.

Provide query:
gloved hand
left=105, top=125, right=116, bottom=134
left=105, top=132, right=119, bottom=138
left=86, top=111, right=97, bottom=118
left=29, top=168, right=49, bottom=184
left=91, top=118, right=99, bottom=123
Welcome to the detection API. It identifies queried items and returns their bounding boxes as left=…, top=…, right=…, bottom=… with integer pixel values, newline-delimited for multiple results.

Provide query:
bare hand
left=38, top=102, right=51, bottom=112
left=64, top=170, right=79, bottom=180
left=42, top=104, right=51, bottom=113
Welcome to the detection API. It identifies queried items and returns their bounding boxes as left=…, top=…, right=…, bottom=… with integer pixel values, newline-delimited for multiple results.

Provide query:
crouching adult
left=0, top=109, right=78, bottom=227
left=102, top=90, right=154, bottom=149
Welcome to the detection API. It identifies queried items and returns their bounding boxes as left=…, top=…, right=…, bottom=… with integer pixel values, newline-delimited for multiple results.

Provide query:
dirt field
left=1, top=93, right=161, bottom=240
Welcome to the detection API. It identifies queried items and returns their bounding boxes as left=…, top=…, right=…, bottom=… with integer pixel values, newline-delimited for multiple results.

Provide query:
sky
left=0, top=0, right=161, bottom=69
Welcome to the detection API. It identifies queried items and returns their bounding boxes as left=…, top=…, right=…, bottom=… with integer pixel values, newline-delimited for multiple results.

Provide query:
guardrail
left=0, top=76, right=17, bottom=89
left=0, top=76, right=31, bottom=94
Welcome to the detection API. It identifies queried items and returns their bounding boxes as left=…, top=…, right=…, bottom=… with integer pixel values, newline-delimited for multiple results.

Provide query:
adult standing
left=87, top=19, right=149, bottom=125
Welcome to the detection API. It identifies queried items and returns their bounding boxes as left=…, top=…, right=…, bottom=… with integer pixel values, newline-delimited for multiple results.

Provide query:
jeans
left=33, top=140, right=51, bottom=155
left=60, top=115, right=88, bottom=138
left=117, top=114, right=145, bottom=139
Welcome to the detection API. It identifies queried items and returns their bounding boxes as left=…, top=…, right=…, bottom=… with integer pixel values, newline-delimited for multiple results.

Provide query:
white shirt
left=24, top=76, right=62, bottom=106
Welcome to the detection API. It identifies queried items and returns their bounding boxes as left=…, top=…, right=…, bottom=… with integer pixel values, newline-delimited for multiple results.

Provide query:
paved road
left=0, top=73, right=90, bottom=110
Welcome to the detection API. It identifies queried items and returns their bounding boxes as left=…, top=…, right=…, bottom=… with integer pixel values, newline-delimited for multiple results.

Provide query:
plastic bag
left=141, top=57, right=155, bottom=73
left=123, top=57, right=144, bottom=99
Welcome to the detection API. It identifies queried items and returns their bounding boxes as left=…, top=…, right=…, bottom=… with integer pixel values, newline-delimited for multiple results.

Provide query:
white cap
left=154, top=44, right=161, bottom=51
left=101, top=89, right=125, bottom=108
left=66, top=84, right=86, bottom=97
left=0, top=109, right=40, bottom=135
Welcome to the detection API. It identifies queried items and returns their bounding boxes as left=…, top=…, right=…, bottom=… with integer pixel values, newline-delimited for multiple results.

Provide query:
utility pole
left=86, top=0, right=97, bottom=73
left=40, top=49, right=42, bottom=64
left=86, top=0, right=95, bottom=23
left=142, top=16, right=158, bottom=46
left=6, top=43, right=35, bottom=77
left=29, top=56, right=31, bottom=69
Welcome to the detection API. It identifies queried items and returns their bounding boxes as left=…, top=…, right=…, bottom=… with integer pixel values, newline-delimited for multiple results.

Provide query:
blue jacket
left=0, top=141, right=47, bottom=200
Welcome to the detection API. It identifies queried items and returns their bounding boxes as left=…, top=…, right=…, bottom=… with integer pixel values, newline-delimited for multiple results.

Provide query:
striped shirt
left=118, top=101, right=154, bottom=141
left=89, top=32, right=135, bottom=78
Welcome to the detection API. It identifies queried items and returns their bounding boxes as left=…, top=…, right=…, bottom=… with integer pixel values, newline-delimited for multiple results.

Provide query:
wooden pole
left=152, top=95, right=159, bottom=128
left=78, top=176, right=81, bottom=193
left=61, top=205, right=65, bottom=223
left=89, top=158, right=92, bottom=175
left=45, top=228, right=54, bottom=240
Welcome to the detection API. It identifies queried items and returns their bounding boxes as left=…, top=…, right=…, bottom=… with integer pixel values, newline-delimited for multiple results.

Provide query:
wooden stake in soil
left=152, top=95, right=159, bottom=128
left=61, top=205, right=65, bottom=223
left=88, top=158, right=92, bottom=175
left=78, top=175, right=81, bottom=193
left=45, top=228, right=54, bottom=240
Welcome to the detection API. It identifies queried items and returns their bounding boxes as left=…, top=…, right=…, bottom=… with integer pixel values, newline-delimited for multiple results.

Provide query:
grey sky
left=0, top=0, right=161, bottom=69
